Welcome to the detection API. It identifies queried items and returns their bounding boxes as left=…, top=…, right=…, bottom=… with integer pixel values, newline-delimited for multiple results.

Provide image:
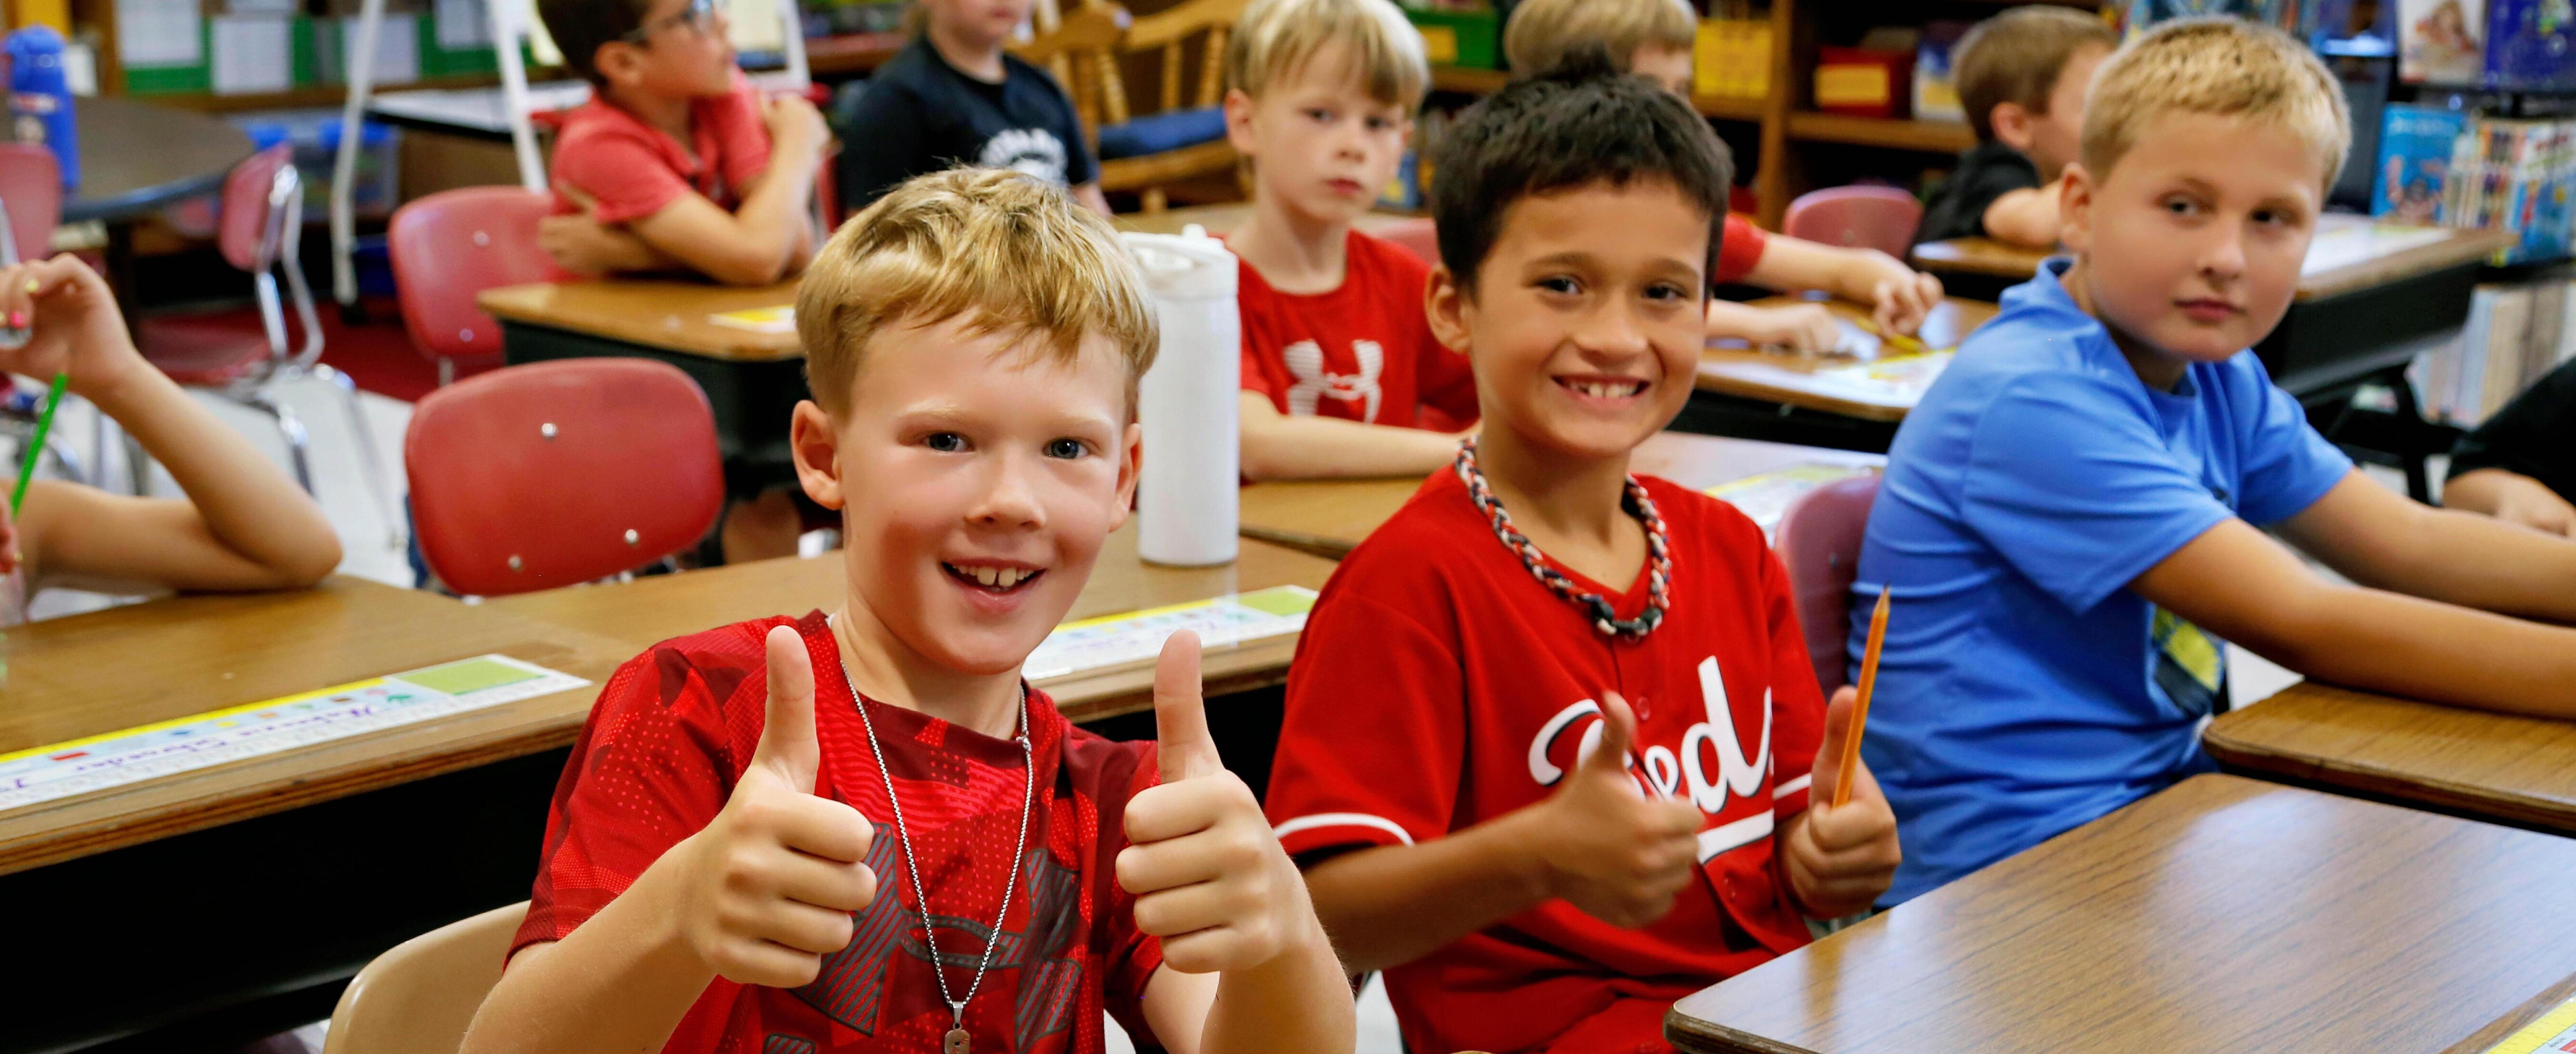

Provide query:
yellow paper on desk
left=1705, top=462, right=1879, bottom=539
left=710, top=305, right=796, bottom=333
left=1809, top=349, right=1954, bottom=400
left=2481, top=993, right=2576, bottom=1054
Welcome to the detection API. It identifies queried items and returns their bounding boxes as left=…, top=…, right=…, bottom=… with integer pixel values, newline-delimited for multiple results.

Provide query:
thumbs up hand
left=1781, top=686, right=1901, bottom=920
left=1531, top=693, right=1707, bottom=929
left=667, top=625, right=879, bottom=988
left=1116, top=631, right=1317, bottom=974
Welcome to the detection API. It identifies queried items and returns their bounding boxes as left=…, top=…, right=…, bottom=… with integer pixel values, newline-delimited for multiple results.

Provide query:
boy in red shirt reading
left=1221, top=0, right=1478, bottom=481
left=534, top=0, right=827, bottom=286
left=1263, top=65, right=1903, bottom=1054
left=462, top=170, right=1353, bottom=1054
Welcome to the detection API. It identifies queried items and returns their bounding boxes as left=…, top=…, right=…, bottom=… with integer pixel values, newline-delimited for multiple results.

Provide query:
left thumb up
left=1153, top=630, right=1221, bottom=783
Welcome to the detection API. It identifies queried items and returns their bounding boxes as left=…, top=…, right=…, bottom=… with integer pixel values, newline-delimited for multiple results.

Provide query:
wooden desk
left=1667, top=775, right=2576, bottom=1054
left=1237, top=431, right=1882, bottom=559
left=1111, top=202, right=1422, bottom=238
left=63, top=96, right=257, bottom=224
left=478, top=278, right=803, bottom=363
left=1909, top=216, right=2519, bottom=304
left=1695, top=296, right=2000, bottom=422
left=492, top=526, right=1342, bottom=723
left=2204, top=681, right=2576, bottom=836
left=1907, top=236, right=2048, bottom=282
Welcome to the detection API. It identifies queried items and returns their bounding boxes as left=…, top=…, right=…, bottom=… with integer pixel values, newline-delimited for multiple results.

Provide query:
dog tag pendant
left=944, top=1028, right=970, bottom=1054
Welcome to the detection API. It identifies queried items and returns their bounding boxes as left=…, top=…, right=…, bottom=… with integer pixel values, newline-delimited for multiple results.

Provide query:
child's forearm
left=462, top=860, right=715, bottom=1054
left=89, top=361, right=340, bottom=585
left=2363, top=504, right=2576, bottom=621
left=1200, top=920, right=1355, bottom=1054
left=1979, top=187, right=2063, bottom=247
left=1239, top=404, right=1462, bottom=481
left=1300, top=806, right=1557, bottom=975
left=1742, top=236, right=1892, bottom=303
left=2271, top=583, right=2576, bottom=718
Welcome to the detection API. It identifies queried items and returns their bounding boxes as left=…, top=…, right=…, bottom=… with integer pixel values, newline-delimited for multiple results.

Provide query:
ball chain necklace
left=827, top=615, right=1035, bottom=1054
left=1452, top=438, right=1672, bottom=639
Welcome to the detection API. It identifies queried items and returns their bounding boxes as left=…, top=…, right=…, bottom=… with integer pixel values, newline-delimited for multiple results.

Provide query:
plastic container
left=6, top=26, right=80, bottom=189
left=1123, top=227, right=1240, bottom=567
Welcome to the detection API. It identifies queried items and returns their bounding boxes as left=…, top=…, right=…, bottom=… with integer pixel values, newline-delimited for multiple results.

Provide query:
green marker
left=10, top=372, right=64, bottom=514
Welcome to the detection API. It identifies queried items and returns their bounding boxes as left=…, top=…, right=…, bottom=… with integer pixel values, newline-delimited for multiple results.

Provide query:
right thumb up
left=752, top=624, right=821, bottom=793
left=1576, top=693, right=1644, bottom=797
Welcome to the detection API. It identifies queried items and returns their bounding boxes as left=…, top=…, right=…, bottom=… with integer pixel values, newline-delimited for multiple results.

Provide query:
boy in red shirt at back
left=534, top=0, right=827, bottom=286
left=461, top=170, right=1352, bottom=1054
left=1263, top=64, right=1902, bottom=1054
left=1221, top=0, right=1478, bottom=481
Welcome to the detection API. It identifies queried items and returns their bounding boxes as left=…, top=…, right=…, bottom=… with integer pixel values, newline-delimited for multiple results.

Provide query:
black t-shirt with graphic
left=1915, top=140, right=2044, bottom=245
left=2450, top=357, right=2576, bottom=502
left=837, top=37, right=1099, bottom=212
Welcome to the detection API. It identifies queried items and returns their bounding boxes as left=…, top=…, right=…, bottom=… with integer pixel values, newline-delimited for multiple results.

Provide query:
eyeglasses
left=620, top=0, right=718, bottom=43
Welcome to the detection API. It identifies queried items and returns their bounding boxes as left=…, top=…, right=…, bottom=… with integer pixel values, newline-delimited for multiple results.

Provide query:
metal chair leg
left=242, top=393, right=316, bottom=495
left=315, top=363, right=405, bottom=548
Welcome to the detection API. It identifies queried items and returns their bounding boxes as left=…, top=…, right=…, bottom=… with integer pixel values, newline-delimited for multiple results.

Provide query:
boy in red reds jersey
left=533, top=0, right=827, bottom=287
left=1262, top=64, right=1903, bottom=1054
left=1221, top=0, right=1479, bottom=481
left=461, top=170, right=1354, bottom=1054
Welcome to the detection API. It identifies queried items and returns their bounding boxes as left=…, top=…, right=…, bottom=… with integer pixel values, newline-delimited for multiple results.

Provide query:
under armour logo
left=1282, top=339, right=1386, bottom=422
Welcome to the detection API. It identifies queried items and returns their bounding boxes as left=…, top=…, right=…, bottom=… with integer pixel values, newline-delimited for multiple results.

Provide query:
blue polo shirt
left=1854, top=260, right=2352, bottom=905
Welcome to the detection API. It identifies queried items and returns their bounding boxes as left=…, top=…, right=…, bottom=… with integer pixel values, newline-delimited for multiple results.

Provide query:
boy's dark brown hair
left=1954, top=6, right=2118, bottom=142
left=538, top=0, right=653, bottom=87
left=1429, top=49, right=1733, bottom=292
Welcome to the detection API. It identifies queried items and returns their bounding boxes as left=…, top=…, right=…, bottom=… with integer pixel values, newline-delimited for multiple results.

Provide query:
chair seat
left=1097, top=105, right=1227, bottom=161
left=135, top=315, right=274, bottom=387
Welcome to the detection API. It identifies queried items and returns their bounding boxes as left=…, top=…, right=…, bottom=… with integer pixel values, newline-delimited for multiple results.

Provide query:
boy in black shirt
left=1915, top=6, right=2116, bottom=248
left=2447, top=359, right=2576, bottom=536
left=837, top=0, right=1108, bottom=215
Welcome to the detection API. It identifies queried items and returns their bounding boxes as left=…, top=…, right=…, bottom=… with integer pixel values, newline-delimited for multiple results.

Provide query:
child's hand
left=1532, top=693, right=1706, bottom=928
left=1720, top=301, right=1842, bottom=352
left=1867, top=263, right=1944, bottom=339
left=666, top=625, right=879, bottom=987
left=1118, top=631, right=1317, bottom=973
left=762, top=93, right=830, bottom=159
left=0, top=255, right=143, bottom=399
left=1781, top=686, right=1901, bottom=918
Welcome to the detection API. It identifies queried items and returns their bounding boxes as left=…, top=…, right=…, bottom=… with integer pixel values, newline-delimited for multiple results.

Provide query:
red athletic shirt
left=1714, top=214, right=1768, bottom=286
left=1236, top=229, right=1479, bottom=432
left=550, top=69, right=774, bottom=226
left=514, top=612, right=1166, bottom=1054
left=1264, top=471, right=1825, bottom=1054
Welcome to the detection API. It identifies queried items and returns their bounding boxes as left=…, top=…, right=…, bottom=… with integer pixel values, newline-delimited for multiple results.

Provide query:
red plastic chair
left=388, top=186, right=554, bottom=388
left=1376, top=217, right=1439, bottom=268
left=1774, top=472, right=1882, bottom=696
left=1782, top=186, right=1923, bottom=260
left=407, top=358, right=725, bottom=597
left=0, top=143, right=61, bottom=264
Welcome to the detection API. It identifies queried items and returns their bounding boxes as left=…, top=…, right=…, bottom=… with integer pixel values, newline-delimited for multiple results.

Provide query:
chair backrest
left=1376, top=218, right=1438, bottom=267
left=322, top=902, right=526, bottom=1054
left=1773, top=472, right=1882, bottom=696
left=1125, top=0, right=1249, bottom=114
left=388, top=186, right=555, bottom=363
left=1782, top=186, right=1924, bottom=260
left=406, top=359, right=726, bottom=597
left=0, top=143, right=61, bottom=262
left=1013, top=3, right=1133, bottom=136
left=218, top=144, right=299, bottom=273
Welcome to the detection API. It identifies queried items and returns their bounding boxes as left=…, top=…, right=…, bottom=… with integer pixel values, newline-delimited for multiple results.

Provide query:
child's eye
left=1045, top=437, right=1088, bottom=459
left=2162, top=196, right=2201, bottom=216
left=1644, top=282, right=1691, bottom=303
left=1303, top=107, right=1333, bottom=123
left=1536, top=276, right=1581, bottom=296
left=924, top=432, right=967, bottom=453
left=1366, top=115, right=1394, bottom=131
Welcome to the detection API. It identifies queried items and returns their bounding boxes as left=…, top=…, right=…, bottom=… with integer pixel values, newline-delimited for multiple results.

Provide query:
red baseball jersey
left=514, top=612, right=1166, bottom=1054
left=1236, top=229, right=1480, bottom=432
left=1264, top=471, right=1826, bottom=1054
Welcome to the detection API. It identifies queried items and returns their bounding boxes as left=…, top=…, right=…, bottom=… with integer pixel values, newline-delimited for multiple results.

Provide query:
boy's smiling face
left=2062, top=110, right=2325, bottom=383
left=792, top=314, right=1140, bottom=677
left=1225, top=44, right=1413, bottom=226
left=1428, top=179, right=1708, bottom=460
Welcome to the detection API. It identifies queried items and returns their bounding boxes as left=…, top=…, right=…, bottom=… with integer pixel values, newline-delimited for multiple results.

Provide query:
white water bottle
left=1123, top=226, right=1240, bottom=567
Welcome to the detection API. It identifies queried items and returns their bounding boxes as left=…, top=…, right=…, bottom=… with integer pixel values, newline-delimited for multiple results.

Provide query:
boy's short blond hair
left=2081, top=16, right=2351, bottom=190
left=1502, top=0, right=1693, bottom=79
left=796, top=168, right=1159, bottom=419
left=1953, top=6, right=2117, bottom=141
left=1224, top=0, right=1428, bottom=106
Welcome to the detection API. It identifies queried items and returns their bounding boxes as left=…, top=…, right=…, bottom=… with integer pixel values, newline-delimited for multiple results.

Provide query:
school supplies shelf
left=0, top=655, right=587, bottom=813
left=2372, top=102, right=2576, bottom=265
left=1024, top=586, right=1316, bottom=681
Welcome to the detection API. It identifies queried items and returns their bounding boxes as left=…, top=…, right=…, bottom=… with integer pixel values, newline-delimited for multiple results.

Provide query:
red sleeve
left=555, top=127, right=697, bottom=225
left=1712, top=214, right=1769, bottom=286
left=1758, top=539, right=1824, bottom=820
left=1235, top=260, right=1287, bottom=405
left=1265, top=578, right=1467, bottom=855
left=511, top=638, right=757, bottom=957
left=711, top=69, right=775, bottom=198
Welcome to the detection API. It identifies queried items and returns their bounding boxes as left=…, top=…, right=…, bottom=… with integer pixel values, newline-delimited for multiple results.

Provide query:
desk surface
left=64, top=97, right=256, bottom=224
left=1695, top=296, right=2000, bottom=421
left=2204, top=680, right=2576, bottom=836
left=1237, top=431, right=1883, bottom=559
left=0, top=577, right=635, bottom=875
left=1667, top=774, right=2576, bottom=1054
left=1111, top=202, right=1421, bottom=239
left=490, top=525, right=1343, bottom=723
left=479, top=278, right=803, bottom=362
left=1909, top=215, right=2520, bottom=303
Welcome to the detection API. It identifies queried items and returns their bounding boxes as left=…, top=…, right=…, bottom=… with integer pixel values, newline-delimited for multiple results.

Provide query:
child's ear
left=1990, top=101, right=2035, bottom=152
left=593, top=41, right=643, bottom=88
left=2058, top=162, right=2096, bottom=255
left=1110, top=420, right=1142, bottom=529
left=788, top=400, right=847, bottom=511
left=1424, top=264, right=1473, bottom=355
left=1222, top=88, right=1260, bottom=155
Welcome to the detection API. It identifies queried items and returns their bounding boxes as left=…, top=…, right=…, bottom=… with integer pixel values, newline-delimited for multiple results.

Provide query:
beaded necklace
left=1452, top=439, right=1672, bottom=639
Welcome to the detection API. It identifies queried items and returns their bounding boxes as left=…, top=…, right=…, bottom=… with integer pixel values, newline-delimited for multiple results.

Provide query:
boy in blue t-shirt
left=1856, top=17, right=2576, bottom=905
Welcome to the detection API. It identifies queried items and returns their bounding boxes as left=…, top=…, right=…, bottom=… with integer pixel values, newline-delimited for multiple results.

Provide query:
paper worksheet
left=1704, top=462, right=1880, bottom=538
left=1022, top=586, right=1318, bottom=682
left=115, top=0, right=203, bottom=67
left=2480, top=993, right=2576, bottom=1054
left=710, top=305, right=795, bottom=333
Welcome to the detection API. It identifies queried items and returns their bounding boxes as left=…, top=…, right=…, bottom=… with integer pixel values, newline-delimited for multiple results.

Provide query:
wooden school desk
left=1665, top=774, right=2576, bottom=1054
left=1111, top=201, right=1424, bottom=238
left=0, top=578, right=637, bottom=1054
left=2203, top=680, right=2576, bottom=837
left=1673, top=294, right=1999, bottom=455
left=492, top=524, right=1343, bottom=723
left=1238, top=431, right=1883, bottom=560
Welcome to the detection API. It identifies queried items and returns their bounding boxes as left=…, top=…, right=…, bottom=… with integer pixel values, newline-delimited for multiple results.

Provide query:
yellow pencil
left=1831, top=585, right=1891, bottom=809
left=1854, top=317, right=1930, bottom=356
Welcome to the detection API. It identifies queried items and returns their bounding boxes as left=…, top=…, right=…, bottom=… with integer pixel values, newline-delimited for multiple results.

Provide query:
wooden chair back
left=1127, top=0, right=1250, bottom=115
